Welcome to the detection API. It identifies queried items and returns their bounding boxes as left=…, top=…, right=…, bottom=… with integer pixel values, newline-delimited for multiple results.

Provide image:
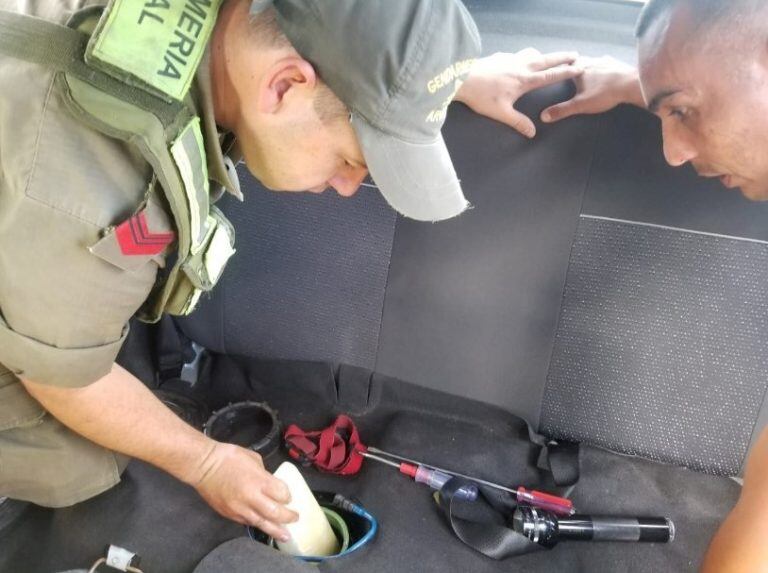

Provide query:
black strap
left=539, top=441, right=581, bottom=487
left=436, top=478, right=545, bottom=559
left=156, top=316, right=192, bottom=383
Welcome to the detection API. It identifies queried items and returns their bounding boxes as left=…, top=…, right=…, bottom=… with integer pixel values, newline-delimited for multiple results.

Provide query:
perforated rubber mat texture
left=0, top=358, right=739, bottom=573
left=542, top=216, right=768, bottom=476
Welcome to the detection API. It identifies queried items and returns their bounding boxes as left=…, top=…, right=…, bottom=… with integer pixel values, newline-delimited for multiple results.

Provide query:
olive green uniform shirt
left=0, top=0, right=241, bottom=506
left=0, top=0, right=240, bottom=399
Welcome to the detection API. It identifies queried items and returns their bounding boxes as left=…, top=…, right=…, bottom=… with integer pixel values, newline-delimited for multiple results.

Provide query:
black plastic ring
left=204, top=401, right=282, bottom=458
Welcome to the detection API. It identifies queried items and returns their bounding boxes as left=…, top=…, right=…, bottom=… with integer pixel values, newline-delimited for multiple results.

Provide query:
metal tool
left=359, top=452, right=478, bottom=502
left=366, top=446, right=574, bottom=515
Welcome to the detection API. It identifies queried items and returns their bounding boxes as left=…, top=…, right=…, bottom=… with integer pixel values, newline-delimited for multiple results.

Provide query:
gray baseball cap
left=251, top=0, right=482, bottom=221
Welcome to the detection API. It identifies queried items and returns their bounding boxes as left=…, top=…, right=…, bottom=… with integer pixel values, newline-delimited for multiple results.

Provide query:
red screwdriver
left=365, top=446, right=575, bottom=516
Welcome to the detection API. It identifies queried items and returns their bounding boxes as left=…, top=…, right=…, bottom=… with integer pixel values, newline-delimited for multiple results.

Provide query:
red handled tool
left=366, top=446, right=575, bottom=516
left=282, top=416, right=574, bottom=515
left=359, top=451, right=479, bottom=501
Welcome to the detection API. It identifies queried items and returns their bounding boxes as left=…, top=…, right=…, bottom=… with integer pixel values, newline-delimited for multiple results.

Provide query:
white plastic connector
left=105, top=545, right=137, bottom=571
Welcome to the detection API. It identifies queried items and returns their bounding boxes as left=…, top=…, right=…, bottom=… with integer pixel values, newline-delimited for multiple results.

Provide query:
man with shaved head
left=545, top=0, right=768, bottom=569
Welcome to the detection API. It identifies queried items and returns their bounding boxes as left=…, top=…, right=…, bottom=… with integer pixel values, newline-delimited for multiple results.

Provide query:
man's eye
left=669, top=108, right=689, bottom=120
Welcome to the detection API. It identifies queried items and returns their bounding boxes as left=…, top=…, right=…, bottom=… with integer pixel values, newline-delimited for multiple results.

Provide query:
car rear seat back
left=178, top=3, right=768, bottom=479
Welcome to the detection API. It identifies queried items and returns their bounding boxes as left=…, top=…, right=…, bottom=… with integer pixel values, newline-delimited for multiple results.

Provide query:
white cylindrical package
left=273, top=462, right=340, bottom=557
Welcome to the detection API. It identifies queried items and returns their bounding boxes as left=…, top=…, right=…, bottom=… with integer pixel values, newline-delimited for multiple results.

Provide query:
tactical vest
left=0, top=1, right=236, bottom=323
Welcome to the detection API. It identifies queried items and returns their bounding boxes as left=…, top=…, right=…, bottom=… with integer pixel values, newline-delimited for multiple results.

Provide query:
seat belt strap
left=539, top=441, right=581, bottom=487
left=436, top=478, right=545, bottom=559
left=155, top=316, right=193, bottom=383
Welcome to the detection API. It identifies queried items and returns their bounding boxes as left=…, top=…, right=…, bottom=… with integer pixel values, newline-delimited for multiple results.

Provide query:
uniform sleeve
left=0, top=65, right=162, bottom=388
left=0, top=316, right=130, bottom=388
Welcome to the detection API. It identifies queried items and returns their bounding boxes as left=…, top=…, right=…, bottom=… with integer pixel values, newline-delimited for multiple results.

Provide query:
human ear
left=258, top=57, right=318, bottom=113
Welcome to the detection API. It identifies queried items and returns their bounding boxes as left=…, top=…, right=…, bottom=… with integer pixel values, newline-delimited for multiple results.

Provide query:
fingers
left=251, top=455, right=292, bottom=505
left=502, top=108, right=537, bottom=139
left=540, top=98, right=584, bottom=123
left=241, top=509, right=292, bottom=543
left=263, top=476, right=291, bottom=505
left=526, top=63, right=584, bottom=90
left=527, top=51, right=579, bottom=72
left=249, top=459, right=298, bottom=528
left=515, top=47, right=541, bottom=60
left=194, top=443, right=299, bottom=541
left=238, top=487, right=299, bottom=542
left=251, top=489, right=299, bottom=524
left=254, top=481, right=299, bottom=524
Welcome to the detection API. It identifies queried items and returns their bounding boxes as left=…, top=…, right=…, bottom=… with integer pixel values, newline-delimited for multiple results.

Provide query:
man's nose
left=662, top=123, right=698, bottom=168
left=330, top=167, right=369, bottom=198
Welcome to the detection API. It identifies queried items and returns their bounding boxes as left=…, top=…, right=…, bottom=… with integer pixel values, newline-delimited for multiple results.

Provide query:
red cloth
left=284, top=415, right=367, bottom=475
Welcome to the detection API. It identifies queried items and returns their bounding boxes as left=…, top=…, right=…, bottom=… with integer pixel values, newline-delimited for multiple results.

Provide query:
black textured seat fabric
left=542, top=217, right=768, bottom=476
left=177, top=183, right=396, bottom=370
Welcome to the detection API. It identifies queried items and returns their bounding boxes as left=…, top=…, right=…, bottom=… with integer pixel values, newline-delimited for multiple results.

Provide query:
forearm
left=22, top=364, right=214, bottom=486
left=615, top=67, right=645, bottom=109
left=701, top=426, right=768, bottom=572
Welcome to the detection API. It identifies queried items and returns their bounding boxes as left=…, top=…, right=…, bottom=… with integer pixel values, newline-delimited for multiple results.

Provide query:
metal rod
left=359, top=451, right=403, bottom=470
left=366, top=446, right=519, bottom=496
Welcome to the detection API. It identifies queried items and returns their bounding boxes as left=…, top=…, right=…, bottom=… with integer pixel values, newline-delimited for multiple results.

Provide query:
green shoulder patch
left=86, top=0, right=222, bottom=102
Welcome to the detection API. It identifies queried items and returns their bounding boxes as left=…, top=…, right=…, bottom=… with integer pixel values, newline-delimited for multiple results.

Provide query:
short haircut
left=248, top=6, right=348, bottom=124
left=635, top=0, right=760, bottom=39
left=248, top=5, right=291, bottom=49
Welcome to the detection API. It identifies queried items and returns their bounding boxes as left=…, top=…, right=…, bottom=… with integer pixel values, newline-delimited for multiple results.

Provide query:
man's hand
left=540, top=55, right=644, bottom=124
left=455, top=49, right=584, bottom=138
left=21, top=365, right=298, bottom=540
left=190, top=442, right=298, bottom=542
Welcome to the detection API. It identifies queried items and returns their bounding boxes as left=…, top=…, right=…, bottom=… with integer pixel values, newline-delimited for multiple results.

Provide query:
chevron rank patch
left=115, top=211, right=174, bottom=255
left=90, top=197, right=175, bottom=271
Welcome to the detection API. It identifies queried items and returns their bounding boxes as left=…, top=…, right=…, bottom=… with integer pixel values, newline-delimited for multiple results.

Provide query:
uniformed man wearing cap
left=0, top=0, right=582, bottom=539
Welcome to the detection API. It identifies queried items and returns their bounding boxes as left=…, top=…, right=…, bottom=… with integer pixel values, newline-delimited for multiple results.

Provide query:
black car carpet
left=0, top=358, right=739, bottom=573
